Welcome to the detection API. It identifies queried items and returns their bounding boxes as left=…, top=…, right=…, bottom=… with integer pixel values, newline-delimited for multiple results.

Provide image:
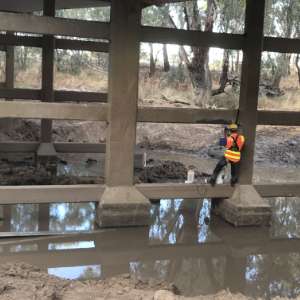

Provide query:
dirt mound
left=138, top=159, right=209, bottom=183
left=0, top=262, right=297, bottom=300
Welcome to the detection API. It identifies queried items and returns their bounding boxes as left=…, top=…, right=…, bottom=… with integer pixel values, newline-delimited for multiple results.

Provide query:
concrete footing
left=97, top=186, right=151, bottom=228
left=215, top=185, right=271, bottom=226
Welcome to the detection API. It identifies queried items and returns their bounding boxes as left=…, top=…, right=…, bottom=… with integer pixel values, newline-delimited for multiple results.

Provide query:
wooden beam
left=0, top=34, right=109, bottom=52
left=258, top=111, right=300, bottom=126
left=0, top=88, right=41, bottom=99
left=0, top=183, right=298, bottom=205
left=137, top=183, right=234, bottom=199
left=0, top=12, right=110, bottom=40
left=264, top=37, right=300, bottom=54
left=237, top=0, right=266, bottom=184
left=54, top=91, right=108, bottom=103
left=138, top=107, right=237, bottom=124
left=0, top=89, right=108, bottom=103
left=0, top=142, right=106, bottom=153
left=141, top=26, right=244, bottom=49
left=0, top=185, right=105, bottom=204
left=55, top=39, right=109, bottom=52
left=0, top=101, right=108, bottom=121
left=255, top=184, right=300, bottom=197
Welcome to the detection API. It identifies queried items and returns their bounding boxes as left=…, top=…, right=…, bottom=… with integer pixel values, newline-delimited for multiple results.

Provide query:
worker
left=209, top=123, right=245, bottom=187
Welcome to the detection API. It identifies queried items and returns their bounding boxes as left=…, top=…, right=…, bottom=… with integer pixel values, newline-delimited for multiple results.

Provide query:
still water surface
left=0, top=197, right=300, bottom=299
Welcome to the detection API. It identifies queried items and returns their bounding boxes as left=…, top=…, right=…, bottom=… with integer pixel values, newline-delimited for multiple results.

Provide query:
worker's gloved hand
left=219, top=137, right=227, bottom=146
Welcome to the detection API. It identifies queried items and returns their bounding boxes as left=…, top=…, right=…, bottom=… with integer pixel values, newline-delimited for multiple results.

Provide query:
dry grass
left=11, top=65, right=300, bottom=111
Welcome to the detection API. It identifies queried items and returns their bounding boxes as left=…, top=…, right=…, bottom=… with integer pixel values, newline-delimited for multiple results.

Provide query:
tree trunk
left=235, top=51, right=240, bottom=74
left=162, top=44, right=170, bottom=72
left=296, top=54, right=300, bottom=86
left=149, top=43, right=156, bottom=78
left=212, top=49, right=229, bottom=96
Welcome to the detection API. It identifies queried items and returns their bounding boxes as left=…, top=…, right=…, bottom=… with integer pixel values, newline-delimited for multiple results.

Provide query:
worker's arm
left=237, top=135, right=245, bottom=151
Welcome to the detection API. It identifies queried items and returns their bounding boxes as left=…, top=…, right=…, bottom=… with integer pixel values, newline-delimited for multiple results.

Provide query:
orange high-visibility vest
left=224, top=133, right=245, bottom=163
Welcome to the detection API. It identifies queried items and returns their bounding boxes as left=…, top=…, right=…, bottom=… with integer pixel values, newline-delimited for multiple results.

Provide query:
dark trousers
left=212, top=156, right=240, bottom=184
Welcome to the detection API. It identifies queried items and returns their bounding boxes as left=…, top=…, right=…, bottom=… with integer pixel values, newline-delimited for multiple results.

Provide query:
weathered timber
left=238, top=0, right=266, bottom=184
left=41, top=0, right=55, bottom=143
left=0, top=89, right=108, bottom=103
left=138, top=107, right=237, bottom=124
left=264, top=37, right=300, bottom=54
left=0, top=12, right=110, bottom=40
left=0, top=184, right=299, bottom=205
left=0, top=34, right=109, bottom=52
left=0, top=101, right=108, bottom=121
left=141, top=26, right=244, bottom=50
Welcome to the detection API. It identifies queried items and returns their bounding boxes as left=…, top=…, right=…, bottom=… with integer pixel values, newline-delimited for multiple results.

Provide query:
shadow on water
left=0, top=197, right=300, bottom=298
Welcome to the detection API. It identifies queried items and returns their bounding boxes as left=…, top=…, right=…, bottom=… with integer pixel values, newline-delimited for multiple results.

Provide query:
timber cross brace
left=0, top=0, right=298, bottom=228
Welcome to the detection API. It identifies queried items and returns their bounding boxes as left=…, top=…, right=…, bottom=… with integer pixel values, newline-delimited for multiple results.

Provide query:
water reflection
left=48, top=265, right=101, bottom=280
left=1, top=196, right=300, bottom=298
left=49, top=202, right=95, bottom=232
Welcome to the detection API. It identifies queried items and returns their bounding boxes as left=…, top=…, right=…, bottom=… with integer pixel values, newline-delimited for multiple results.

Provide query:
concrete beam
left=0, top=101, right=108, bottom=121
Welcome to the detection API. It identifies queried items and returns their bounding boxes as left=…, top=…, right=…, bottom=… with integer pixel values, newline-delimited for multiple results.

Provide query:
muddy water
left=0, top=197, right=300, bottom=299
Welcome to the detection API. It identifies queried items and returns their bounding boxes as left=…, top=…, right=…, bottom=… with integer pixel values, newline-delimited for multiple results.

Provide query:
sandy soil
left=0, top=262, right=293, bottom=300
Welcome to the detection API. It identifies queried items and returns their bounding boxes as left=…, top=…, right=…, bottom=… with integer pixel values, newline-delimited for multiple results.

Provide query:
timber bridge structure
left=0, top=0, right=299, bottom=228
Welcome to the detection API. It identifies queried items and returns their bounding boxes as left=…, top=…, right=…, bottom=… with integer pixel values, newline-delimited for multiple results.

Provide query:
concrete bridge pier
left=215, top=185, right=271, bottom=226
left=96, top=0, right=150, bottom=228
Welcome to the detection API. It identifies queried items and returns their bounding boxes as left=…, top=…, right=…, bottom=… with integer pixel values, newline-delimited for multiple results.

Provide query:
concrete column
left=98, top=0, right=150, bottom=228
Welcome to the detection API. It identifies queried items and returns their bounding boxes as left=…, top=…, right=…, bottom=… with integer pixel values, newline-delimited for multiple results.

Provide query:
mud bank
left=0, top=262, right=295, bottom=300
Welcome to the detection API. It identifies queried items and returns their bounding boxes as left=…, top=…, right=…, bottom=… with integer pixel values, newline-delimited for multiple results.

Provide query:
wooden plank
left=258, top=111, right=300, bottom=126
left=255, top=184, right=300, bottom=197
left=0, top=34, right=110, bottom=52
left=55, top=39, right=109, bottom=52
left=0, top=34, right=43, bottom=48
left=105, top=0, right=141, bottom=186
left=0, top=12, right=110, bottom=40
left=138, top=107, right=237, bottom=124
left=0, top=88, right=41, bottom=100
left=0, top=142, right=107, bottom=153
left=264, top=37, right=300, bottom=54
left=0, top=89, right=108, bottom=103
left=137, top=183, right=234, bottom=199
left=54, top=143, right=106, bottom=153
left=54, top=91, right=108, bottom=103
left=0, top=183, right=298, bottom=204
left=0, top=101, right=108, bottom=121
left=0, top=185, right=104, bottom=204
left=237, top=0, right=266, bottom=184
left=141, top=26, right=244, bottom=50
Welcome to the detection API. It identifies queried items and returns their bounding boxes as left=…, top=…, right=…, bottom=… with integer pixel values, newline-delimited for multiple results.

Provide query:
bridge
left=0, top=0, right=299, bottom=228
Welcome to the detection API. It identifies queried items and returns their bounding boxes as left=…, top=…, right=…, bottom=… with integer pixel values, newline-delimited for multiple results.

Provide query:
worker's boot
left=209, top=174, right=217, bottom=186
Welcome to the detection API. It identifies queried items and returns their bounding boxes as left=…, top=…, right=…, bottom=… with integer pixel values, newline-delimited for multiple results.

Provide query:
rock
left=153, top=290, right=178, bottom=300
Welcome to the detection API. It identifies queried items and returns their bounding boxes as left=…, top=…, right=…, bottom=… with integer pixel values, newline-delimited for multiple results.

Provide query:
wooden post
left=5, top=33, right=14, bottom=90
left=39, top=0, right=55, bottom=232
left=238, top=0, right=266, bottom=184
left=98, top=0, right=150, bottom=227
left=105, top=0, right=141, bottom=187
left=41, top=0, right=55, bottom=143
